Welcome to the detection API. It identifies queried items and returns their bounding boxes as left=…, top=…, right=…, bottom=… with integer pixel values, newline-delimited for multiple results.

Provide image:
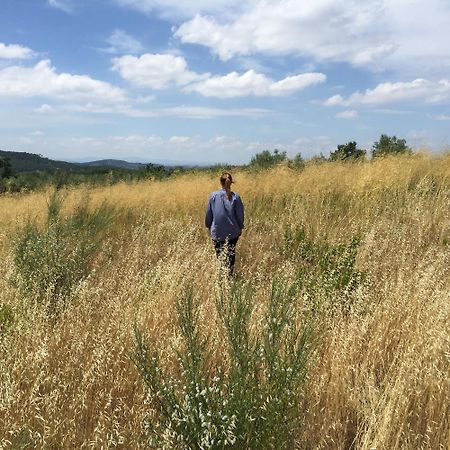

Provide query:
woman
left=205, top=172, right=244, bottom=276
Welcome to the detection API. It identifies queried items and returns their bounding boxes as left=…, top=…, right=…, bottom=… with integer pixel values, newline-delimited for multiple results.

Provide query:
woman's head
left=220, top=172, right=233, bottom=189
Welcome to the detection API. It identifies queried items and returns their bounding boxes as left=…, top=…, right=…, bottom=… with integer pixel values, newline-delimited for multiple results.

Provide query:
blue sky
left=1, top=0, right=450, bottom=164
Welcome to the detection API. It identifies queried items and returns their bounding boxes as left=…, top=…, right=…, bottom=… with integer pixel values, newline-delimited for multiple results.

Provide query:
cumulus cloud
left=102, top=29, right=144, bottom=54
left=0, top=59, right=126, bottom=103
left=113, top=53, right=324, bottom=97
left=175, top=1, right=395, bottom=64
left=324, top=94, right=344, bottom=106
left=336, top=110, right=358, bottom=119
left=0, top=42, right=34, bottom=60
left=185, top=70, right=326, bottom=98
left=112, top=53, right=206, bottom=89
left=325, top=79, right=450, bottom=106
left=174, top=0, right=450, bottom=75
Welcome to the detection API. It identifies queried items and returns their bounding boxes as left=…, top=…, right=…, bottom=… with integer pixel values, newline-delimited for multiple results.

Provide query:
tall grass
left=0, top=153, right=449, bottom=448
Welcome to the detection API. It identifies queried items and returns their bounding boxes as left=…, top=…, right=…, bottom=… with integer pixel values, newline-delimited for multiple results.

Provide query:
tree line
left=249, top=134, right=412, bottom=169
left=0, top=134, right=413, bottom=194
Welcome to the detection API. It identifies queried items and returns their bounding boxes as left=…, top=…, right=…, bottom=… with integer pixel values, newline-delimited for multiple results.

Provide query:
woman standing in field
left=205, top=172, right=244, bottom=276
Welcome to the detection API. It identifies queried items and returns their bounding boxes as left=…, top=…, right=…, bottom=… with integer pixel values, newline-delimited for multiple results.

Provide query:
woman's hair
left=220, top=172, right=233, bottom=186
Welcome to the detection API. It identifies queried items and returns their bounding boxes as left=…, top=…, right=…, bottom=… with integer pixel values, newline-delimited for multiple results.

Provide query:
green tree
left=288, top=152, right=305, bottom=170
left=372, top=134, right=412, bottom=158
left=329, top=141, right=366, bottom=161
left=250, top=149, right=287, bottom=169
left=0, top=157, right=13, bottom=179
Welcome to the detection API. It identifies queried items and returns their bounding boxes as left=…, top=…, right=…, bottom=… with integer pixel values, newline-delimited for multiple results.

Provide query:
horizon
left=2, top=0, right=450, bottom=164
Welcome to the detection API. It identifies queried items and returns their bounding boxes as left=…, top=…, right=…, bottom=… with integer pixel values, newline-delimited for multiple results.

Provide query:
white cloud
left=336, top=110, right=358, bottom=119
left=35, top=104, right=56, bottom=113
left=169, top=136, right=191, bottom=144
left=0, top=42, right=34, bottom=60
left=326, top=79, right=450, bottom=106
left=102, top=29, right=144, bottom=54
left=432, top=114, right=450, bottom=121
left=47, top=0, right=73, bottom=13
left=64, top=102, right=271, bottom=119
left=30, top=130, right=44, bottom=136
left=174, top=0, right=450, bottom=75
left=113, top=0, right=243, bottom=18
left=112, top=53, right=206, bottom=89
left=0, top=59, right=126, bottom=103
left=175, top=1, right=395, bottom=64
left=324, top=94, right=344, bottom=106
left=372, top=108, right=413, bottom=115
left=185, top=69, right=325, bottom=98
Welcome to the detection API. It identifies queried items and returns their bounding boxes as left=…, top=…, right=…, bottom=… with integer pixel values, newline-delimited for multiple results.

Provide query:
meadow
left=0, top=154, right=449, bottom=449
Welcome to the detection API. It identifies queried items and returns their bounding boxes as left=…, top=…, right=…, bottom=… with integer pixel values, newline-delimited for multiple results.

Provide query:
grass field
left=0, top=154, right=449, bottom=449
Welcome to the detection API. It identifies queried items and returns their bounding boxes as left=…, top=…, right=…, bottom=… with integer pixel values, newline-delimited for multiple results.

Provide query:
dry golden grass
left=0, top=154, right=449, bottom=449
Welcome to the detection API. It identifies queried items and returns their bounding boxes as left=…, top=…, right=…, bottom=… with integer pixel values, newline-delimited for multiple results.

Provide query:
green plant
left=329, top=141, right=366, bottom=161
left=288, top=153, right=306, bottom=170
left=282, top=226, right=365, bottom=313
left=12, top=192, right=115, bottom=312
left=250, top=149, right=287, bottom=169
left=133, top=280, right=313, bottom=449
left=372, top=134, right=412, bottom=158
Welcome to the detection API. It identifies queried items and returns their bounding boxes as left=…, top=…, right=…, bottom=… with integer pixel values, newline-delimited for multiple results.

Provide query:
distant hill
left=0, top=150, right=148, bottom=173
left=0, top=150, right=79, bottom=173
left=79, top=159, right=146, bottom=170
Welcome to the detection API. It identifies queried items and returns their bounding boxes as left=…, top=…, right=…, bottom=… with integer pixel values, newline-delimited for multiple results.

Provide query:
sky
left=1, top=0, right=450, bottom=164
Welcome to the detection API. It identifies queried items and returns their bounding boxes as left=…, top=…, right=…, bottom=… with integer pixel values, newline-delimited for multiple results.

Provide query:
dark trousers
left=213, top=237, right=239, bottom=275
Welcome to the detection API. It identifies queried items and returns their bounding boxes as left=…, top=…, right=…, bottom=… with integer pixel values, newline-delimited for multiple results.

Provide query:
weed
left=12, top=191, right=115, bottom=312
left=133, top=280, right=314, bottom=449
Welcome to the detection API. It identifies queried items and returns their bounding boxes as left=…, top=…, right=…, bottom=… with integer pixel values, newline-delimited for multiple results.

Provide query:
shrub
left=282, top=226, right=366, bottom=313
left=250, top=149, right=287, bottom=169
left=372, top=134, right=412, bottom=158
left=132, top=280, right=314, bottom=449
left=288, top=153, right=305, bottom=170
left=12, top=192, right=115, bottom=312
left=329, top=141, right=366, bottom=161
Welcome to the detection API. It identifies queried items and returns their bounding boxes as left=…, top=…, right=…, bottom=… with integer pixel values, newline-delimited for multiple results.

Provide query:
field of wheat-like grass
left=0, top=154, right=449, bottom=449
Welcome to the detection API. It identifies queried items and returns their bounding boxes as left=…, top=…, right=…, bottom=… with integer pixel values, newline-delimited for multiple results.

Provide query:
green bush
left=288, top=153, right=305, bottom=170
left=282, top=226, right=365, bottom=313
left=12, top=192, right=115, bottom=312
left=372, top=134, right=412, bottom=158
left=133, top=280, right=314, bottom=449
left=329, top=141, right=366, bottom=162
left=250, top=149, right=287, bottom=170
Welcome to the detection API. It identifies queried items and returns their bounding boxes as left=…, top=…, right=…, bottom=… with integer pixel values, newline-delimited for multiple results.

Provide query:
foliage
left=133, top=280, right=313, bottom=449
left=0, top=156, right=13, bottom=178
left=329, top=141, right=366, bottom=161
left=144, top=163, right=173, bottom=180
left=12, top=192, right=115, bottom=312
left=250, top=149, right=287, bottom=169
left=372, top=134, right=412, bottom=158
left=288, top=152, right=306, bottom=170
left=282, top=226, right=365, bottom=313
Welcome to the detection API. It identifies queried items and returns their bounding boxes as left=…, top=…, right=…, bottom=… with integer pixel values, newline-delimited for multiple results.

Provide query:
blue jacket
left=205, top=189, right=244, bottom=241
